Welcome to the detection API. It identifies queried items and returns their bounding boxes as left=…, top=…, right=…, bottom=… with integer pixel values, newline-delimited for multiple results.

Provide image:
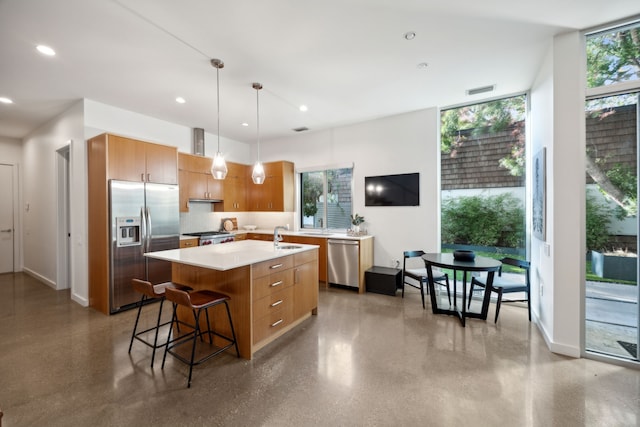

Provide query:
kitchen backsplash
left=180, top=203, right=296, bottom=233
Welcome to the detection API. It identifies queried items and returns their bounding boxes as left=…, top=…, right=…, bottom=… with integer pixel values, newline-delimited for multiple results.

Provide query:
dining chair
left=468, top=257, right=530, bottom=322
left=402, top=250, right=451, bottom=309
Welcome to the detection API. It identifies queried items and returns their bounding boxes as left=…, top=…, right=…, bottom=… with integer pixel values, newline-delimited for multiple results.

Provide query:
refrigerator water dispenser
left=116, top=217, right=141, bottom=247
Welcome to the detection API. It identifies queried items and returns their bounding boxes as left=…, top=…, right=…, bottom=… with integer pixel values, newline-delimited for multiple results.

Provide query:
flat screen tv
left=365, top=173, right=419, bottom=206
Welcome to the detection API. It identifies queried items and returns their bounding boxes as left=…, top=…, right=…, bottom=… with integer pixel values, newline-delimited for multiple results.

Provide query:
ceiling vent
left=292, top=127, right=309, bottom=132
left=466, top=85, right=495, bottom=96
left=193, top=128, right=205, bottom=156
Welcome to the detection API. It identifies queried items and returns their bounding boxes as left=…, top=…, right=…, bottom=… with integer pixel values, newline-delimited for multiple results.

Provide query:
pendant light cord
left=256, top=86, right=260, bottom=161
left=217, top=65, right=221, bottom=153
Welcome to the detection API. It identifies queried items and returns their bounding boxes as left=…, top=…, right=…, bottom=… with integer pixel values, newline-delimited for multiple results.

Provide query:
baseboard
left=23, top=267, right=56, bottom=289
left=535, top=313, right=581, bottom=358
left=71, top=292, right=89, bottom=307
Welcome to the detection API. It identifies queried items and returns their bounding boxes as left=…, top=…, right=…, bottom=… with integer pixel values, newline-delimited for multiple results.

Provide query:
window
left=586, top=22, right=640, bottom=88
left=300, top=167, right=353, bottom=230
left=439, top=95, right=527, bottom=253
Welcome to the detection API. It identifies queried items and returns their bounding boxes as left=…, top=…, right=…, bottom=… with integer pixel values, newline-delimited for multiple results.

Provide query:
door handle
left=0, top=229, right=11, bottom=233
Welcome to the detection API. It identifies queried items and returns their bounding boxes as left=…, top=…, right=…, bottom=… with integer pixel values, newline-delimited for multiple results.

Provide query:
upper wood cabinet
left=178, top=155, right=294, bottom=213
left=103, top=134, right=178, bottom=184
left=221, top=161, right=247, bottom=212
left=178, top=153, right=224, bottom=212
left=247, top=161, right=295, bottom=212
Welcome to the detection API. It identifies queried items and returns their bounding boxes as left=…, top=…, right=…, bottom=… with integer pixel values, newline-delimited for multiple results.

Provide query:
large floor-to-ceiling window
left=439, top=96, right=528, bottom=306
left=584, top=21, right=640, bottom=362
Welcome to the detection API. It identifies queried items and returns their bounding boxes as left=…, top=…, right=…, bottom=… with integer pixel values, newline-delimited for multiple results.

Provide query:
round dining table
left=422, top=253, right=502, bottom=326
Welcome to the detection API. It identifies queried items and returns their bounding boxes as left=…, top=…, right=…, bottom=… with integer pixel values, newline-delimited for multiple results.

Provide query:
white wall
left=530, top=31, right=584, bottom=358
left=259, top=108, right=441, bottom=267
left=0, top=136, right=23, bottom=271
left=21, top=101, right=85, bottom=305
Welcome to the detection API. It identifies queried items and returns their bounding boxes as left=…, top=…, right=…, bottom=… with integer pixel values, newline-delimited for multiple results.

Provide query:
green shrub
left=441, top=193, right=524, bottom=248
left=586, top=194, right=612, bottom=251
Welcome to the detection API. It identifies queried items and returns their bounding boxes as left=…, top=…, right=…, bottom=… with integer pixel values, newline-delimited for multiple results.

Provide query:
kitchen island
left=146, top=240, right=319, bottom=359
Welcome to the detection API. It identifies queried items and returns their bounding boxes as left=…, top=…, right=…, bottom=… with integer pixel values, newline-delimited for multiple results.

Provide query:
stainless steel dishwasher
left=328, top=239, right=359, bottom=288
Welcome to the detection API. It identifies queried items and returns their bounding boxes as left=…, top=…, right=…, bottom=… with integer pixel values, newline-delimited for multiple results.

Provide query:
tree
left=441, top=24, right=640, bottom=217
left=441, top=96, right=526, bottom=176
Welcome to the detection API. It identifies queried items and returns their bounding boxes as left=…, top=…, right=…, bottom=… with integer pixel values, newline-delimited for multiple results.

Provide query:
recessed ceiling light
left=417, top=62, right=428, bottom=69
left=299, top=105, right=308, bottom=112
left=404, top=31, right=416, bottom=40
left=175, top=97, right=186, bottom=104
left=0, top=97, right=13, bottom=104
left=36, top=45, right=56, bottom=56
left=241, top=122, right=249, bottom=127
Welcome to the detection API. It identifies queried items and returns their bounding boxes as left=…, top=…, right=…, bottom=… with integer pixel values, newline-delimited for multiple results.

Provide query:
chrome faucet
left=274, top=225, right=289, bottom=247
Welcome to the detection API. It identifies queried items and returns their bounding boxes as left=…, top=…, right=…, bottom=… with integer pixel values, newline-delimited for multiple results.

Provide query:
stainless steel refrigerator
left=109, top=180, right=179, bottom=313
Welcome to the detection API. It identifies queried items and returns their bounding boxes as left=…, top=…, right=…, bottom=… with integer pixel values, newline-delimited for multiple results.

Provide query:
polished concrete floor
left=1, top=272, right=640, bottom=426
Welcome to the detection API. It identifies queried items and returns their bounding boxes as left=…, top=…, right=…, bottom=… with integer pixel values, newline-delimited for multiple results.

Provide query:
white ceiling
left=1, top=0, right=639, bottom=143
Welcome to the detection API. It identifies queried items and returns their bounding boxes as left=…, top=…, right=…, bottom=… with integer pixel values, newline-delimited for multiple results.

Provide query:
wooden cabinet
left=178, top=153, right=224, bottom=212
left=86, top=133, right=179, bottom=314
left=180, top=238, right=199, bottom=248
left=250, top=251, right=318, bottom=347
left=221, top=162, right=247, bottom=212
left=246, top=233, right=272, bottom=241
left=247, top=161, right=294, bottom=212
left=252, top=256, right=295, bottom=345
left=178, top=156, right=293, bottom=213
left=293, top=250, right=319, bottom=319
left=284, top=235, right=327, bottom=282
left=106, top=134, right=177, bottom=184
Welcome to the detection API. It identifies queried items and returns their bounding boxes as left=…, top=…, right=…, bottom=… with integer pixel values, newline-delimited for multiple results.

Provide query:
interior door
left=0, top=164, right=14, bottom=273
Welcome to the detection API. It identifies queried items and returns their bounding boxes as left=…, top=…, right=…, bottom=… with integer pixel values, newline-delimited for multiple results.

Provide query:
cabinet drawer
left=253, top=286, right=293, bottom=320
left=252, top=255, right=294, bottom=278
left=253, top=303, right=293, bottom=345
left=253, top=269, right=294, bottom=301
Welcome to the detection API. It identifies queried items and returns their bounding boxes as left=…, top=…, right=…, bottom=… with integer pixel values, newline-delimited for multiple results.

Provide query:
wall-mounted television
left=365, top=173, right=420, bottom=206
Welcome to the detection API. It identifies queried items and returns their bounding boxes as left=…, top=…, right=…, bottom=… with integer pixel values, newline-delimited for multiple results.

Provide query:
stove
left=183, top=231, right=235, bottom=245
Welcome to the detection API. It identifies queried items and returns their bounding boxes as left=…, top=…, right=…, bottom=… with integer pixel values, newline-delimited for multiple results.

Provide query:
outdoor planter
left=591, top=250, right=637, bottom=282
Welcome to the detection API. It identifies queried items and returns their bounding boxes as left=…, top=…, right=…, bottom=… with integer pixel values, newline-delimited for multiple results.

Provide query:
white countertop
left=145, top=239, right=319, bottom=271
left=234, top=229, right=373, bottom=241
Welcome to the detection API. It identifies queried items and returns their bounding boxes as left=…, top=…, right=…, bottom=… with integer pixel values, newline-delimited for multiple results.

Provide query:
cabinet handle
left=270, top=280, right=283, bottom=287
left=271, top=319, right=284, bottom=327
left=269, top=263, right=283, bottom=269
left=140, top=173, right=145, bottom=182
left=270, top=299, right=283, bottom=307
left=146, top=173, right=150, bottom=181
left=294, top=268, right=299, bottom=283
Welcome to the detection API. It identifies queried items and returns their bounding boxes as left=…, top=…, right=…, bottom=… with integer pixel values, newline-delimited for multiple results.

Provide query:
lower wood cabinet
left=251, top=251, right=318, bottom=347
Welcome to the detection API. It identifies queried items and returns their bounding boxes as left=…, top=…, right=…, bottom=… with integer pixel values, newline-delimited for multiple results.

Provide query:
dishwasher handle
left=328, top=239, right=359, bottom=245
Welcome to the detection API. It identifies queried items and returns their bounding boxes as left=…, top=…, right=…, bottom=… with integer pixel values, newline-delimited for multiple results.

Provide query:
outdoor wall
left=258, top=108, right=440, bottom=268
left=441, top=127, right=525, bottom=190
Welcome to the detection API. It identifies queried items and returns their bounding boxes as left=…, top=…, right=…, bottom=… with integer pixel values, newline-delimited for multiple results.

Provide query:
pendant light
left=210, top=58, right=228, bottom=180
left=251, top=82, right=266, bottom=185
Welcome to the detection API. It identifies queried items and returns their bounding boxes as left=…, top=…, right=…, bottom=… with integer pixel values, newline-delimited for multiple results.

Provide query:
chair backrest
left=499, top=257, right=531, bottom=288
left=164, top=286, right=192, bottom=307
left=131, top=278, right=155, bottom=298
left=500, top=257, right=530, bottom=270
left=403, top=250, right=426, bottom=270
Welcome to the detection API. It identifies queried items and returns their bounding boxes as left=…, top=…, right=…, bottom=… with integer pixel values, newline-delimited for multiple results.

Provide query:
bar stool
left=128, top=279, right=193, bottom=367
left=161, top=287, right=239, bottom=388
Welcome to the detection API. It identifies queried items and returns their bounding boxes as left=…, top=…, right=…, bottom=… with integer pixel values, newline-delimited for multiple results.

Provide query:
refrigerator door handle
left=140, top=206, right=147, bottom=255
left=145, top=206, right=152, bottom=252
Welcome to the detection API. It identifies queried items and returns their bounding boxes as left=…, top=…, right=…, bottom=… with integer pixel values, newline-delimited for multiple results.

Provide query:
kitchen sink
left=301, top=232, right=332, bottom=236
left=277, top=245, right=302, bottom=250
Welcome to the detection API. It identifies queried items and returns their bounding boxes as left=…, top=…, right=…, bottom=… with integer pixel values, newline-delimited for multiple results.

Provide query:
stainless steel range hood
left=193, top=128, right=205, bottom=156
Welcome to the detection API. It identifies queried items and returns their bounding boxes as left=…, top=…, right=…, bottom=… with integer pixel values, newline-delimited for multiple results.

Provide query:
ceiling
left=1, top=0, right=639, bottom=143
